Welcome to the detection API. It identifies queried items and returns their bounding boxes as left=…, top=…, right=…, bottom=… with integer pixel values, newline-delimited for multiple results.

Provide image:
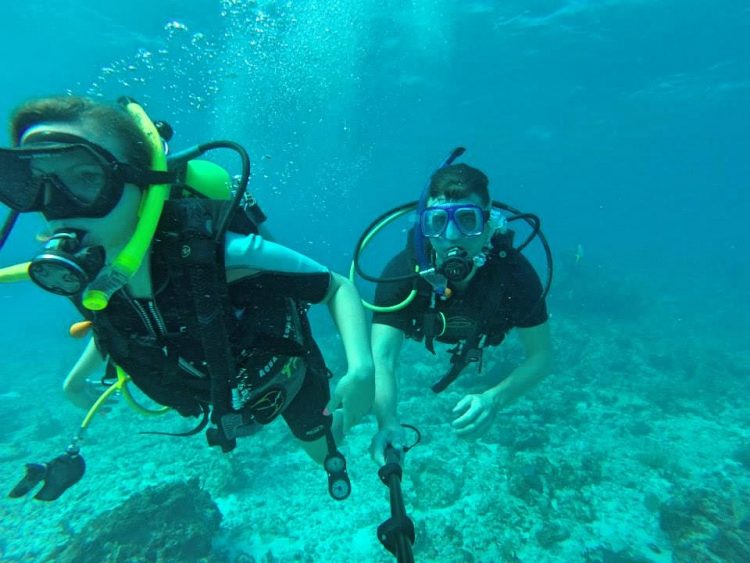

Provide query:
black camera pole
left=377, top=446, right=415, bottom=563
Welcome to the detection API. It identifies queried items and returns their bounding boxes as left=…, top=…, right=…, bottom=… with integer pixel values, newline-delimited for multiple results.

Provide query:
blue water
left=1, top=1, right=748, bottom=561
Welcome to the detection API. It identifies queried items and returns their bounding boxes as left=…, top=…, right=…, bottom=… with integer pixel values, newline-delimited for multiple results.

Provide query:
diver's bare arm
left=322, top=273, right=374, bottom=433
left=63, top=338, right=105, bottom=408
left=323, top=273, right=374, bottom=378
left=371, top=323, right=405, bottom=429
left=486, top=322, right=553, bottom=408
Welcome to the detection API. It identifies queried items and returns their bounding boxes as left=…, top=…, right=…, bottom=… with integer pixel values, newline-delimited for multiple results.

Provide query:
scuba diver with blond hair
left=0, top=95, right=373, bottom=501
left=351, top=149, right=553, bottom=465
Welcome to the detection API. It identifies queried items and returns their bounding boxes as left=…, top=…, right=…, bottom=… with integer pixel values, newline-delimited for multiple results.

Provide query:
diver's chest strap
left=430, top=331, right=486, bottom=393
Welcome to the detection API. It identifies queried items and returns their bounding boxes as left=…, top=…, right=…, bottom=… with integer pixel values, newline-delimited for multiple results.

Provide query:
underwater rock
left=507, top=452, right=602, bottom=507
left=732, top=442, right=750, bottom=469
left=511, top=429, right=550, bottom=452
left=411, top=460, right=464, bottom=509
left=32, top=414, right=64, bottom=441
left=203, top=453, right=254, bottom=496
left=0, top=443, right=28, bottom=463
left=627, top=420, right=652, bottom=436
left=550, top=455, right=603, bottom=490
left=51, top=478, right=223, bottom=562
left=536, top=521, right=570, bottom=548
left=634, top=443, right=684, bottom=480
left=583, top=546, right=652, bottom=562
left=507, top=455, right=549, bottom=503
left=659, top=486, right=750, bottom=561
left=710, top=528, right=750, bottom=562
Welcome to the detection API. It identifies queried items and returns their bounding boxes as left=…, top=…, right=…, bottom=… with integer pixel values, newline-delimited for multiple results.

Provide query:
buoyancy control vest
left=76, top=196, right=328, bottom=429
left=416, top=230, right=529, bottom=392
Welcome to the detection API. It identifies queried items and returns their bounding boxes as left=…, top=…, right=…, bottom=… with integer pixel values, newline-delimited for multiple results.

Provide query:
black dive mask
left=0, top=131, right=170, bottom=220
left=28, top=229, right=105, bottom=296
left=0, top=133, right=129, bottom=220
left=438, top=246, right=474, bottom=283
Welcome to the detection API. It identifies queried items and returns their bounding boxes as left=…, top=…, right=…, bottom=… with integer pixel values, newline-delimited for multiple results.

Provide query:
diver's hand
left=63, top=378, right=114, bottom=412
left=451, top=392, right=498, bottom=438
left=326, top=367, right=374, bottom=438
left=370, top=423, right=406, bottom=466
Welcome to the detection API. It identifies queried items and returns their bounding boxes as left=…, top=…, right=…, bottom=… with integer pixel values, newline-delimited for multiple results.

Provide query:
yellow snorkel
left=81, top=98, right=170, bottom=311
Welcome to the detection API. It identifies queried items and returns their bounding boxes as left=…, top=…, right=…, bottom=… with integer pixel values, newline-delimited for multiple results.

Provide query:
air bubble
left=164, top=20, right=189, bottom=33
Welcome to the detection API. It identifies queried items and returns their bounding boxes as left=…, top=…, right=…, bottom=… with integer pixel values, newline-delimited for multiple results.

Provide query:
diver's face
left=425, top=194, right=491, bottom=263
left=27, top=123, right=142, bottom=251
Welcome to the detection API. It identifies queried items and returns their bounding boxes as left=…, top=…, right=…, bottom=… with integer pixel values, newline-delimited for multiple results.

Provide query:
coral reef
left=1, top=273, right=747, bottom=562
left=660, top=484, right=750, bottom=562
left=50, top=479, right=223, bottom=563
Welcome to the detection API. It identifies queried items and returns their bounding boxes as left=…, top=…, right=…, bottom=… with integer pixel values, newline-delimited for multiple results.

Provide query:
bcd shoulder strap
left=160, top=198, right=244, bottom=452
left=429, top=229, right=517, bottom=393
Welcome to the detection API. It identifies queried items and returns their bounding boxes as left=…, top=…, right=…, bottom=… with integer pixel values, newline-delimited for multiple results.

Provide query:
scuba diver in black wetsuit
left=351, top=150, right=553, bottom=465
left=0, top=95, right=373, bottom=501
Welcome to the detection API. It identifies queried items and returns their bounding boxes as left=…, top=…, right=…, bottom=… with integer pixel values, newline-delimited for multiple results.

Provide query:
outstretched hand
left=326, top=368, right=374, bottom=441
left=64, top=378, right=116, bottom=413
left=451, top=392, right=497, bottom=438
left=370, top=423, right=406, bottom=466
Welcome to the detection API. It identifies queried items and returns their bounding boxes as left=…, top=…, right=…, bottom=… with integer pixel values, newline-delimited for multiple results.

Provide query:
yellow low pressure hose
left=79, top=365, right=169, bottom=432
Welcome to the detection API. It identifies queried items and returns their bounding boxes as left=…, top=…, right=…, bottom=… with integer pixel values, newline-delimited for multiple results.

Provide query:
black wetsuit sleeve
left=509, top=253, right=549, bottom=328
left=371, top=250, right=419, bottom=332
left=240, top=271, right=332, bottom=304
left=225, top=232, right=332, bottom=304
